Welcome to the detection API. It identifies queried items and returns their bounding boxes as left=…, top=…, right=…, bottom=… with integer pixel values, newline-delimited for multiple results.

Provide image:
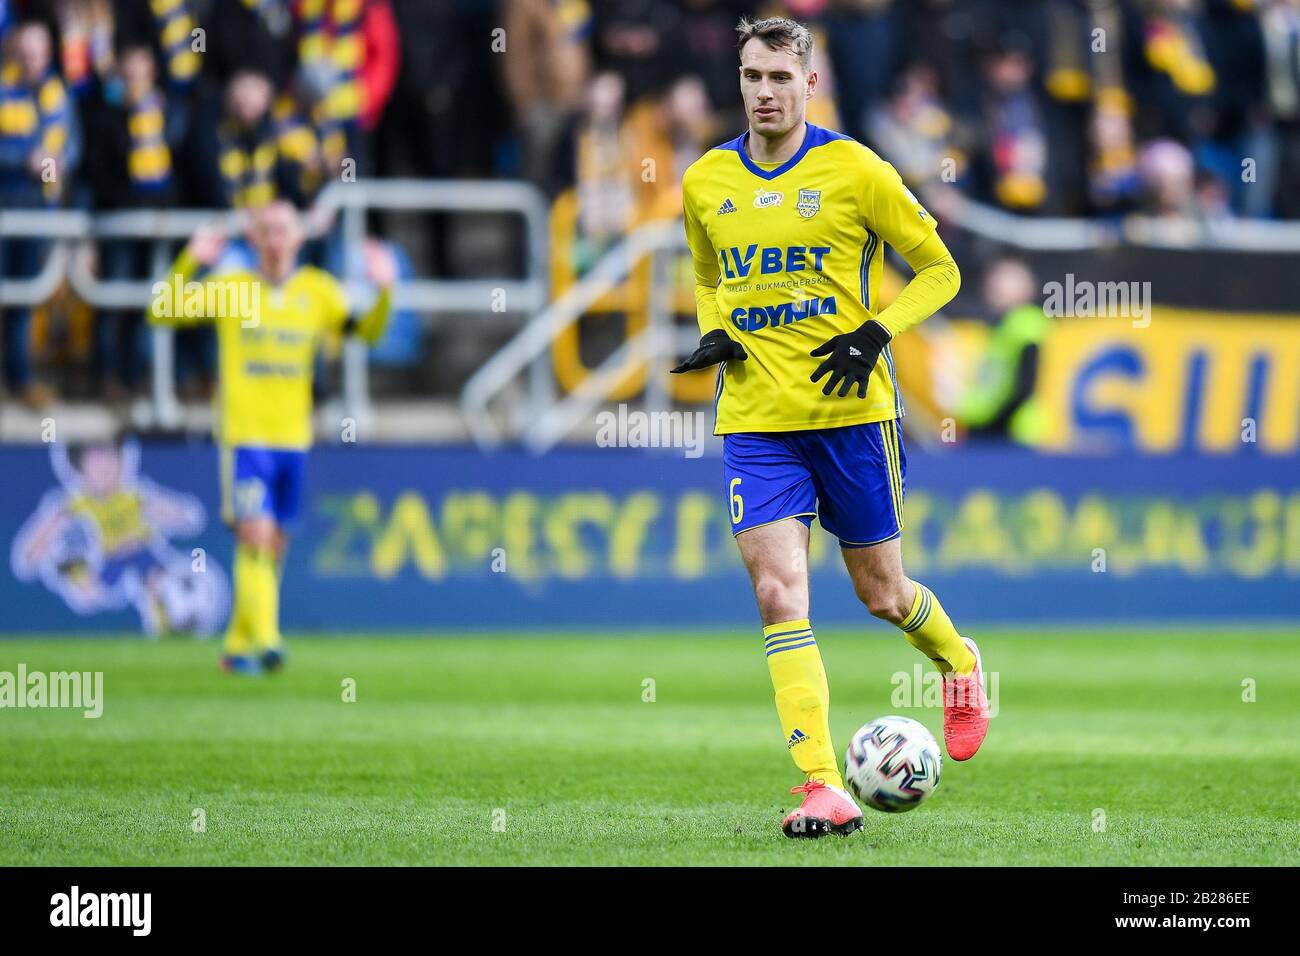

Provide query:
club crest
left=797, top=188, right=821, bottom=219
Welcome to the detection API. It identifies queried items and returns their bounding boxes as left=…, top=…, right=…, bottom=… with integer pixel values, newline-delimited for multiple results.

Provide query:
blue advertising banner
left=2, top=441, right=1298, bottom=633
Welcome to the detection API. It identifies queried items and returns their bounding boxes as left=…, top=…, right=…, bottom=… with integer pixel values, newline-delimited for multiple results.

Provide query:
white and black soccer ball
left=844, top=715, right=942, bottom=813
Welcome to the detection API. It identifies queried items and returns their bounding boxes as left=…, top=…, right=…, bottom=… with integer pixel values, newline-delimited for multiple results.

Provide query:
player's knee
left=753, top=575, right=805, bottom=624
left=236, top=519, right=275, bottom=551
left=855, top=577, right=910, bottom=623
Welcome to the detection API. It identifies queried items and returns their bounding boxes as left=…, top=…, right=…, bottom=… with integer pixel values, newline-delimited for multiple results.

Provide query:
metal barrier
left=8, top=181, right=1300, bottom=446
left=460, top=199, right=1300, bottom=452
left=0, top=179, right=550, bottom=430
left=460, top=218, right=694, bottom=450
left=939, top=193, right=1300, bottom=252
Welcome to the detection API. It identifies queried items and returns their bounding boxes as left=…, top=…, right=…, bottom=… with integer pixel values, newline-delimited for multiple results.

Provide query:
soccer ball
left=844, top=715, right=942, bottom=813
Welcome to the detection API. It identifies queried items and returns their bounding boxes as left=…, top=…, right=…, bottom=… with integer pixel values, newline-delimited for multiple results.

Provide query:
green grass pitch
left=2, top=628, right=1297, bottom=866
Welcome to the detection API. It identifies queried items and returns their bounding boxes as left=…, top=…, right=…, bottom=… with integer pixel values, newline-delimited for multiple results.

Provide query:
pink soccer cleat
left=943, top=637, right=990, bottom=760
left=781, top=779, right=864, bottom=838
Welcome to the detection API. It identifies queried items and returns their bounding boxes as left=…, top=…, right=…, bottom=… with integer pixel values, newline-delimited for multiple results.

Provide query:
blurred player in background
left=149, top=200, right=395, bottom=674
left=672, top=16, right=989, bottom=838
left=11, top=437, right=227, bottom=637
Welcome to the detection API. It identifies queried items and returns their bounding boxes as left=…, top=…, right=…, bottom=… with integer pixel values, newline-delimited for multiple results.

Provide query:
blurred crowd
left=511, top=0, right=1300, bottom=241
left=1, top=0, right=1299, bottom=409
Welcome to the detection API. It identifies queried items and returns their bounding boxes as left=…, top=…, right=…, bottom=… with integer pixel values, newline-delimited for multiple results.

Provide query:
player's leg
left=841, top=539, right=988, bottom=759
left=737, top=517, right=836, bottom=785
left=737, top=519, right=862, bottom=836
left=820, top=420, right=989, bottom=760
left=219, top=446, right=252, bottom=669
left=726, top=431, right=861, bottom=837
left=221, top=447, right=282, bottom=673
left=254, top=523, right=291, bottom=672
left=248, top=450, right=307, bottom=670
left=253, top=452, right=306, bottom=671
left=841, top=537, right=971, bottom=673
left=227, top=515, right=279, bottom=670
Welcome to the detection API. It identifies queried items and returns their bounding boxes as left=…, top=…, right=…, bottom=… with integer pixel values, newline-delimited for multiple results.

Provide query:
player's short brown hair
left=735, top=16, right=813, bottom=73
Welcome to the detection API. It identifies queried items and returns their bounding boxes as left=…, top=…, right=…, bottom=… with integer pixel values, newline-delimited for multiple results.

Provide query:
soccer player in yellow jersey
left=149, top=201, right=394, bottom=674
left=672, top=16, right=990, bottom=837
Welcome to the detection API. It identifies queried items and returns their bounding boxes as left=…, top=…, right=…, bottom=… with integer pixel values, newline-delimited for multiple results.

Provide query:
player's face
left=739, top=40, right=814, bottom=138
left=82, top=447, right=121, bottom=495
left=252, top=204, right=304, bottom=274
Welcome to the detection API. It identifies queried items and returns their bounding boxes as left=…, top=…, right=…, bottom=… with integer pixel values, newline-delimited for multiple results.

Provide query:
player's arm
left=811, top=157, right=960, bottom=397
left=147, top=225, right=228, bottom=327
left=871, top=230, right=960, bottom=338
left=671, top=181, right=746, bottom=373
left=334, top=239, right=396, bottom=343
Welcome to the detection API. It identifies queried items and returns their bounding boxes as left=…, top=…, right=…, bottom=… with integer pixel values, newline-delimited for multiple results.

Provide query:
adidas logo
left=717, top=198, right=737, bottom=215
left=849, top=346, right=862, bottom=356
left=787, top=728, right=809, bottom=749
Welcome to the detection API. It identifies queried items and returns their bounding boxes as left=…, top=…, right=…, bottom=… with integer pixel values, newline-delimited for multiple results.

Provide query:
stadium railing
left=459, top=195, right=1300, bottom=453
left=0, top=179, right=550, bottom=437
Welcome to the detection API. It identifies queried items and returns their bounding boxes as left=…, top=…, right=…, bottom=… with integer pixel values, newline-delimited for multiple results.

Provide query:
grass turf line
left=1, top=629, right=1296, bottom=865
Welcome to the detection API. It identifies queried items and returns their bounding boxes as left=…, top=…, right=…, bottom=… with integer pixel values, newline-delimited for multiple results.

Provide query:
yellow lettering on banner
left=313, top=492, right=379, bottom=575
left=672, top=493, right=716, bottom=580
left=899, top=492, right=931, bottom=573
left=609, top=492, right=660, bottom=579
left=501, top=492, right=541, bottom=581
left=1140, top=500, right=1187, bottom=568
left=937, top=491, right=1015, bottom=570
left=372, top=492, right=446, bottom=579
left=1069, top=495, right=1120, bottom=564
left=1035, top=310, right=1300, bottom=453
left=1221, top=491, right=1282, bottom=580
left=1284, top=493, right=1300, bottom=574
left=1013, top=489, right=1069, bottom=565
left=544, top=493, right=615, bottom=579
left=1138, top=500, right=1210, bottom=574
left=442, top=492, right=497, bottom=562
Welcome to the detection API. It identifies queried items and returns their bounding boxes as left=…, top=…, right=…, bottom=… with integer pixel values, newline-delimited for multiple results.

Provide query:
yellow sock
left=222, top=544, right=257, bottom=656
left=225, top=544, right=282, bottom=655
left=764, top=619, right=844, bottom=790
left=247, top=546, right=282, bottom=651
left=899, top=580, right=975, bottom=675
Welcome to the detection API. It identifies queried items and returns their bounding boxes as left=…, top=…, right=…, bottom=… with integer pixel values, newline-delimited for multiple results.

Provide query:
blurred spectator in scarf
left=979, top=33, right=1048, bottom=211
left=869, top=63, right=965, bottom=190
left=503, top=0, right=592, bottom=195
left=54, top=0, right=115, bottom=97
left=84, top=41, right=178, bottom=398
left=0, top=18, right=74, bottom=408
left=1138, top=0, right=1217, bottom=143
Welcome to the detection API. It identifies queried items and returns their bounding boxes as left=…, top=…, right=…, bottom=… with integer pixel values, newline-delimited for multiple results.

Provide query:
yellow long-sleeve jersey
left=148, top=250, right=390, bottom=450
left=682, top=122, right=959, bottom=434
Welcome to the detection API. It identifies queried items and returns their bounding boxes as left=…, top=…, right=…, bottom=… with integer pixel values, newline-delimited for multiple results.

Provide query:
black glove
left=810, top=320, right=892, bottom=398
left=670, top=329, right=747, bottom=373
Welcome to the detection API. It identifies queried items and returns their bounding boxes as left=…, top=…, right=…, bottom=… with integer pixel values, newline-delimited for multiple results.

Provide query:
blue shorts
left=220, top=446, right=308, bottom=525
left=722, top=420, right=906, bottom=548
left=99, top=545, right=160, bottom=588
